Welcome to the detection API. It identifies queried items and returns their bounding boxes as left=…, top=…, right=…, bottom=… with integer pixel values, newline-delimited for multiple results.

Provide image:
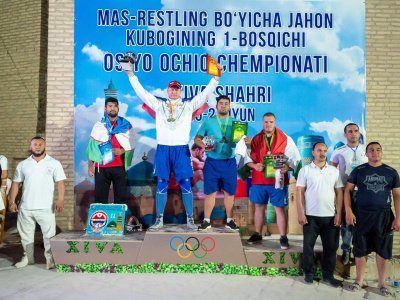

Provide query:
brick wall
left=365, top=0, right=400, bottom=254
left=0, top=0, right=46, bottom=171
left=46, top=0, right=75, bottom=230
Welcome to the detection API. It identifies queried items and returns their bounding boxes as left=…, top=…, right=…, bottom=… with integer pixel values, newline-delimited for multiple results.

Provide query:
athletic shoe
left=15, top=256, right=29, bottom=268
left=148, top=217, right=163, bottom=230
left=186, top=217, right=197, bottom=230
left=247, top=232, right=262, bottom=244
left=321, top=277, right=342, bottom=288
left=198, top=220, right=212, bottom=231
left=225, top=220, right=239, bottom=231
left=280, top=235, right=289, bottom=250
left=341, top=250, right=350, bottom=265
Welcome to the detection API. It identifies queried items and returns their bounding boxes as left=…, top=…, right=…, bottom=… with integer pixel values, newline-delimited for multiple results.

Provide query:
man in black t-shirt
left=345, top=142, right=400, bottom=296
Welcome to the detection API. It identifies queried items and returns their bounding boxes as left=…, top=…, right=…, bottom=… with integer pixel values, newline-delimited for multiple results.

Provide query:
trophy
left=231, top=121, right=248, bottom=143
left=119, top=51, right=137, bottom=71
left=203, top=135, right=216, bottom=151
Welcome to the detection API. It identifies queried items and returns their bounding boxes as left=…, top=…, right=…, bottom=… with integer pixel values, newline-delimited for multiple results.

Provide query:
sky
left=74, top=0, right=366, bottom=185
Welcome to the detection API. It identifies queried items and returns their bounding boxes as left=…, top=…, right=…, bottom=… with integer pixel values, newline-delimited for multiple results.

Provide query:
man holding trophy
left=123, top=52, right=223, bottom=230
left=194, top=95, right=250, bottom=231
left=246, top=112, right=301, bottom=249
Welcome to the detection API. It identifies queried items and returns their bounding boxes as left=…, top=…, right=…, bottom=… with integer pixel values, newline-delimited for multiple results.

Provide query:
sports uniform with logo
left=128, top=75, right=219, bottom=229
left=13, top=155, right=66, bottom=267
left=347, top=163, right=400, bottom=259
left=330, top=144, right=367, bottom=257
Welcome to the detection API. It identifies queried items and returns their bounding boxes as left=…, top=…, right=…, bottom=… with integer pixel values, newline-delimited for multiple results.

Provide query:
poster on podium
left=86, top=204, right=127, bottom=236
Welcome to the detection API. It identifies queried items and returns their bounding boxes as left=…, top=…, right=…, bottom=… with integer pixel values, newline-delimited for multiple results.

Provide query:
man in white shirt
left=124, top=66, right=222, bottom=230
left=9, top=137, right=66, bottom=269
left=330, top=123, right=367, bottom=265
left=296, top=142, right=343, bottom=287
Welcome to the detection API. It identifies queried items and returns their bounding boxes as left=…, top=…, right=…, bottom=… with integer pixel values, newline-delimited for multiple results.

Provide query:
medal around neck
left=220, top=136, right=228, bottom=143
left=167, top=115, right=176, bottom=122
left=119, top=51, right=137, bottom=71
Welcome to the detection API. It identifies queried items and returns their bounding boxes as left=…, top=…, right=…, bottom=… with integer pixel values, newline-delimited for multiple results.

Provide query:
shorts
left=153, top=144, right=193, bottom=181
left=249, top=184, right=288, bottom=207
left=353, top=209, right=394, bottom=259
left=203, top=157, right=237, bottom=195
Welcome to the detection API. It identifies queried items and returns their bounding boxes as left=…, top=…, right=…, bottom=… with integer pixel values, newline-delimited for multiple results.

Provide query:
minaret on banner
left=105, top=80, right=118, bottom=98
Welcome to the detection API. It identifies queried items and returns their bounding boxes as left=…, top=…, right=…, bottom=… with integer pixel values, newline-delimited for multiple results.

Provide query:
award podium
left=50, top=225, right=311, bottom=273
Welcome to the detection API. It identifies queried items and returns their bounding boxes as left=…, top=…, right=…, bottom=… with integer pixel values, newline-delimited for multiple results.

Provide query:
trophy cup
left=119, top=51, right=137, bottom=71
left=203, top=135, right=216, bottom=151
left=231, top=121, right=248, bottom=143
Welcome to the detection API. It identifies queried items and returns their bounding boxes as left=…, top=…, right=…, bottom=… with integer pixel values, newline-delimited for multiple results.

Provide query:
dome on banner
left=127, top=153, right=155, bottom=196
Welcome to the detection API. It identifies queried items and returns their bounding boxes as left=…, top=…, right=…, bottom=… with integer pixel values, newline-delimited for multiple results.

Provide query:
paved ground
left=1, top=228, right=399, bottom=300
left=0, top=262, right=399, bottom=300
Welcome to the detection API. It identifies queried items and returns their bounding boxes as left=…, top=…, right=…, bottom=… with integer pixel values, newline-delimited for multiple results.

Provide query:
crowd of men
left=2, top=66, right=399, bottom=297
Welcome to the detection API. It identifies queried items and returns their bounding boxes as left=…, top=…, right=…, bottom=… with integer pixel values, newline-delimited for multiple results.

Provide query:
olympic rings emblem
left=169, top=235, right=216, bottom=259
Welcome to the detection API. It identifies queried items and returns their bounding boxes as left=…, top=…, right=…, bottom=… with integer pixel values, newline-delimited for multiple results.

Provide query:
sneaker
left=322, top=277, right=342, bottom=288
left=46, top=257, right=55, bottom=270
left=198, top=220, right=212, bottom=231
left=186, top=217, right=197, bottom=230
left=304, top=274, right=314, bottom=284
left=15, top=256, right=29, bottom=268
left=225, top=220, right=239, bottom=231
left=148, top=217, right=163, bottom=230
left=280, top=236, right=289, bottom=250
left=341, top=251, right=350, bottom=265
left=247, top=232, right=262, bottom=244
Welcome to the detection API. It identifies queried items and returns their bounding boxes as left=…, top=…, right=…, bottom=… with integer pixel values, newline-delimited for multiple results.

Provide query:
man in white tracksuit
left=125, top=65, right=222, bottom=230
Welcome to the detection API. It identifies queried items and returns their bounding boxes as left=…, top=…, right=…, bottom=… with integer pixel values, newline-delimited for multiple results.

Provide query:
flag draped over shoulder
left=86, top=114, right=134, bottom=170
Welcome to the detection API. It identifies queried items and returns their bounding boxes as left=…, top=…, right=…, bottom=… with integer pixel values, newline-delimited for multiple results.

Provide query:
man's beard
left=107, top=111, right=118, bottom=118
left=31, top=150, right=45, bottom=157
left=218, top=110, right=228, bottom=116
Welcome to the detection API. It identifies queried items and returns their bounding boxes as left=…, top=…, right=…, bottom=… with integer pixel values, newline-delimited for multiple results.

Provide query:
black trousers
left=94, top=166, right=127, bottom=204
left=302, top=215, right=339, bottom=278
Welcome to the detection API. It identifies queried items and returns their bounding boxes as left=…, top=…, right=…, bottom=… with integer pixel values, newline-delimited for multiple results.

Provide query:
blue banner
left=74, top=0, right=366, bottom=227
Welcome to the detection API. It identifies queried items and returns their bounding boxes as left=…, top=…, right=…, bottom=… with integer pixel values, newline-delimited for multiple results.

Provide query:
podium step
left=50, top=228, right=317, bottom=269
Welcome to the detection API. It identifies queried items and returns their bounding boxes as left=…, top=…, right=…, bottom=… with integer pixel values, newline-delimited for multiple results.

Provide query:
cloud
left=310, top=118, right=366, bottom=145
left=75, top=160, right=93, bottom=185
left=158, top=0, right=365, bottom=93
left=131, top=135, right=157, bottom=165
left=122, top=93, right=138, bottom=101
left=75, top=98, right=156, bottom=146
left=81, top=43, right=106, bottom=63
